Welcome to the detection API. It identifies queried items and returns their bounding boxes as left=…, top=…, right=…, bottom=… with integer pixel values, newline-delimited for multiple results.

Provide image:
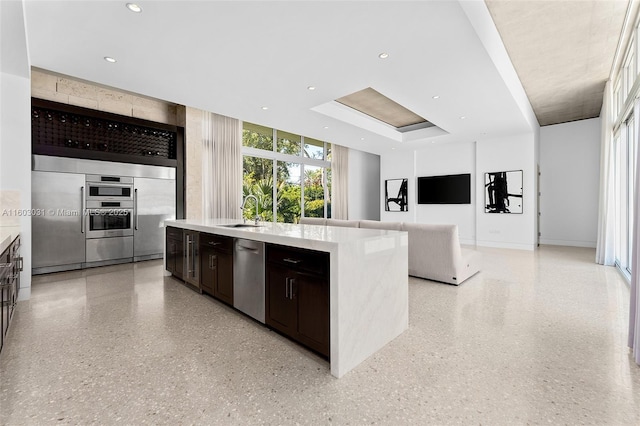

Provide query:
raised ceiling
left=335, top=87, right=429, bottom=129
left=486, top=0, right=629, bottom=126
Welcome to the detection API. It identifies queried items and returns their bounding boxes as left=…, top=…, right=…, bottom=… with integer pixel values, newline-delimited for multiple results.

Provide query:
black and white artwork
left=484, top=170, right=523, bottom=214
left=385, top=178, right=408, bottom=212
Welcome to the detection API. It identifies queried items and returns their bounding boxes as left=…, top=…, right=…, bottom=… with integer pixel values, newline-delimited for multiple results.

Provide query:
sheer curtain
left=630, top=98, right=640, bottom=365
left=596, top=80, right=615, bottom=265
left=331, top=144, right=349, bottom=220
left=202, top=111, right=242, bottom=219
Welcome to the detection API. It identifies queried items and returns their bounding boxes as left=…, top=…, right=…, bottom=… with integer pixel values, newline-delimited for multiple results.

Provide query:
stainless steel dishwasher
left=233, top=238, right=265, bottom=323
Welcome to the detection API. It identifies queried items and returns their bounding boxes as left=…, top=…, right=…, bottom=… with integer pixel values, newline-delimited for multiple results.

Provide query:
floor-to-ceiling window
left=612, top=33, right=639, bottom=277
left=241, top=122, right=331, bottom=223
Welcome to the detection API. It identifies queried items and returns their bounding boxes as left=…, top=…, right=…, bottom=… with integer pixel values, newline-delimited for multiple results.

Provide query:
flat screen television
left=417, top=173, right=471, bottom=204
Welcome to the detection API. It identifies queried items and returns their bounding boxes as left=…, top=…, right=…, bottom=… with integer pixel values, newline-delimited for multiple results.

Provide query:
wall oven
left=86, top=175, right=133, bottom=201
left=85, top=201, right=134, bottom=238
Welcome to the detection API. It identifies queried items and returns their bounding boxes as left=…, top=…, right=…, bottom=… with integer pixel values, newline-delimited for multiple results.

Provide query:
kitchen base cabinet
left=200, top=234, right=233, bottom=305
left=1, top=235, right=22, bottom=354
left=266, top=244, right=329, bottom=357
left=166, top=226, right=183, bottom=280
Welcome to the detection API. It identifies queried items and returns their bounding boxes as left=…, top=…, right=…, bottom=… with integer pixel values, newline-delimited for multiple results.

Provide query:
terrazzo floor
left=1, top=246, right=639, bottom=425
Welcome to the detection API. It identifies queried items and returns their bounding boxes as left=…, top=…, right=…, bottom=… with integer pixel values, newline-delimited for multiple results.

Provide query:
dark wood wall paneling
left=31, top=97, right=185, bottom=219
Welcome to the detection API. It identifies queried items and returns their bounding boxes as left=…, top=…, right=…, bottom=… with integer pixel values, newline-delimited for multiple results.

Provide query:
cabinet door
left=266, top=264, right=297, bottom=336
left=294, top=272, right=330, bottom=357
left=32, top=171, right=86, bottom=269
left=134, top=177, right=176, bottom=258
left=214, top=251, right=233, bottom=305
left=183, top=231, right=199, bottom=288
left=166, top=237, right=183, bottom=279
left=200, top=246, right=217, bottom=296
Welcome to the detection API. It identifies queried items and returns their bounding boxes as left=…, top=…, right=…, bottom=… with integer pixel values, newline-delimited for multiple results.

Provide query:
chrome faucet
left=241, top=194, right=260, bottom=225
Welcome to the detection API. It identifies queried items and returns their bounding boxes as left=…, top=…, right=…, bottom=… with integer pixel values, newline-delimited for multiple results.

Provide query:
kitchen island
left=165, top=218, right=408, bottom=378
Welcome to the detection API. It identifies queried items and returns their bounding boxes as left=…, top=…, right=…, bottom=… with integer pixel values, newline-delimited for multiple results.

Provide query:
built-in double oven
left=84, top=175, right=134, bottom=262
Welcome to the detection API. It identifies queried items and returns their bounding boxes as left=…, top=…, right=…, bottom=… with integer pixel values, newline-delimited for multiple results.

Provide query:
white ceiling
left=23, top=1, right=536, bottom=155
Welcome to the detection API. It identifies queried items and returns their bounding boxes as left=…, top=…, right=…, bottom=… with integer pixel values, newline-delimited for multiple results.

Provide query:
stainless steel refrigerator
left=134, top=176, right=176, bottom=261
left=32, top=170, right=86, bottom=273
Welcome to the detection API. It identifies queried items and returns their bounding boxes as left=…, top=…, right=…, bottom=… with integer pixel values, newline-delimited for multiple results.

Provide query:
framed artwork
left=385, top=178, right=408, bottom=212
left=484, top=170, right=523, bottom=214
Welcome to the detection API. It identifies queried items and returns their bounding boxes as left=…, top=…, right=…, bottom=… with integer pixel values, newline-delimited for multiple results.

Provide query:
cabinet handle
left=285, top=277, right=290, bottom=299
left=208, top=241, right=222, bottom=246
left=209, top=254, right=217, bottom=269
left=283, top=258, right=302, bottom=264
left=186, top=237, right=192, bottom=276
left=18, top=256, right=23, bottom=272
left=290, top=278, right=296, bottom=299
left=81, top=186, right=85, bottom=233
left=134, top=188, right=139, bottom=231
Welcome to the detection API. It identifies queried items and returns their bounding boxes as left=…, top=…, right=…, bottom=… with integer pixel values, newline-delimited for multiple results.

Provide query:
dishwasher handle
left=236, top=245, right=260, bottom=254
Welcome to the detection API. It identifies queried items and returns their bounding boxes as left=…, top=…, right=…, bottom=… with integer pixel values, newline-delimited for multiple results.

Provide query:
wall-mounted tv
left=417, top=173, right=471, bottom=204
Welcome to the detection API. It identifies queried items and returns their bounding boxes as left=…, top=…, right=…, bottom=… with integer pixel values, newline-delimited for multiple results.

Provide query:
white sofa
left=298, top=217, right=480, bottom=285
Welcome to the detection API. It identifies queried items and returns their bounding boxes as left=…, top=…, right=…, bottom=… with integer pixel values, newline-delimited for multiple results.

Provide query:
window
left=613, top=117, right=637, bottom=276
left=624, top=42, right=636, bottom=97
left=304, top=137, right=325, bottom=159
left=242, top=156, right=274, bottom=222
left=276, top=161, right=301, bottom=223
left=243, top=122, right=273, bottom=150
left=277, top=131, right=301, bottom=156
left=303, top=165, right=325, bottom=218
left=241, top=122, right=332, bottom=223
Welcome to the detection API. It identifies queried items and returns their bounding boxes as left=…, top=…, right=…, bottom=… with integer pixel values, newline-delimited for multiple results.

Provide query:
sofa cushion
left=326, top=219, right=360, bottom=228
left=359, top=220, right=403, bottom=231
left=299, top=217, right=327, bottom=226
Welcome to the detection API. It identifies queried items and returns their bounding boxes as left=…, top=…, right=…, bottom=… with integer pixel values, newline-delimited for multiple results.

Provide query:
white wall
left=476, top=133, right=536, bottom=250
left=348, top=148, right=380, bottom=220
left=380, top=150, right=415, bottom=223
left=414, top=142, right=476, bottom=244
left=379, top=133, right=537, bottom=250
left=1, top=0, right=32, bottom=299
left=539, top=118, right=600, bottom=247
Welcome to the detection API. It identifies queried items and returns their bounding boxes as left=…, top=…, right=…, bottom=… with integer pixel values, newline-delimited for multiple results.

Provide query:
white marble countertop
left=165, top=219, right=404, bottom=252
left=0, top=226, right=20, bottom=257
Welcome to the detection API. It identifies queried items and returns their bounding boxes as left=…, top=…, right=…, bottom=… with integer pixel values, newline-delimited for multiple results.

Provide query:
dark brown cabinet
left=200, top=234, right=233, bottom=305
left=165, top=226, right=183, bottom=280
left=1, top=235, right=21, bottom=354
left=266, top=244, right=329, bottom=357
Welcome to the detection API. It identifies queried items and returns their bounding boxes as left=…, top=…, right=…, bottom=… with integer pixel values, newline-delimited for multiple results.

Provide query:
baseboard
left=476, top=240, right=535, bottom=251
left=539, top=239, right=596, bottom=248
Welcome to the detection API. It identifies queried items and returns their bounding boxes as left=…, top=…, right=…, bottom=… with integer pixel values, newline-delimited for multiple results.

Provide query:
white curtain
left=596, top=80, right=616, bottom=265
left=629, top=98, right=640, bottom=365
left=202, top=111, right=242, bottom=219
left=331, top=144, right=349, bottom=220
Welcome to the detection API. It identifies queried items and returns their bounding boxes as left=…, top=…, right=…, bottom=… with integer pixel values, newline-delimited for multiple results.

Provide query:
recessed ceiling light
left=323, top=126, right=329, bottom=129
left=460, top=116, right=466, bottom=120
left=392, top=148, right=396, bottom=150
left=104, top=56, right=117, bottom=63
left=432, top=95, right=440, bottom=99
left=261, top=106, right=268, bottom=110
left=360, top=137, right=365, bottom=140
left=307, top=86, right=316, bottom=91
left=379, top=52, right=389, bottom=59
left=126, top=3, right=142, bottom=13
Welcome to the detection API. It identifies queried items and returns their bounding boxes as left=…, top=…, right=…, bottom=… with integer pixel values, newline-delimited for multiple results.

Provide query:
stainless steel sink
left=219, top=223, right=261, bottom=228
